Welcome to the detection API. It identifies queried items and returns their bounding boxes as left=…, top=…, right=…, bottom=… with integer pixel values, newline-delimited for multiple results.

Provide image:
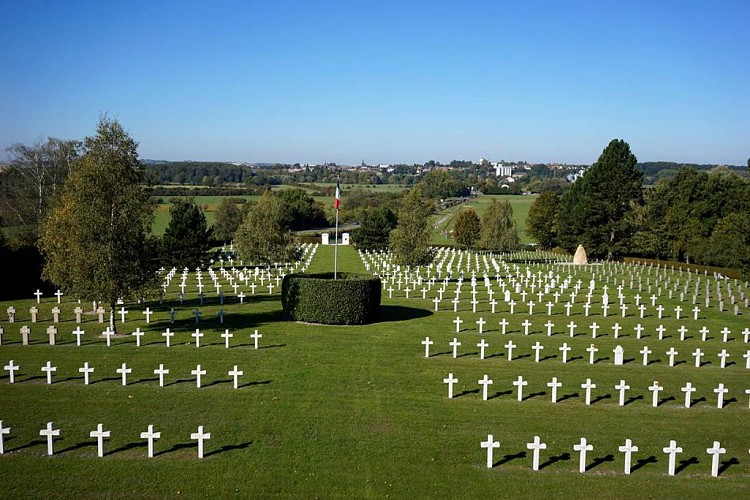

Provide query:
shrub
left=281, top=273, right=381, bottom=325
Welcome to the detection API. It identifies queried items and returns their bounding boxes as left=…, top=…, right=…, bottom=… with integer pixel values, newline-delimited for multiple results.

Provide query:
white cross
left=481, top=434, right=500, bottom=468
left=543, top=320, right=554, bottom=337
left=717, top=349, right=730, bottom=368
left=504, top=340, right=516, bottom=361
left=692, top=306, right=700, bottom=320
left=601, top=303, right=609, bottom=317
left=118, top=307, right=128, bottom=323
left=228, top=365, right=243, bottom=389
left=705, top=441, right=726, bottom=477
left=54, top=289, right=63, bottom=303
left=678, top=325, right=688, bottom=341
left=648, top=381, right=663, bottom=407
left=527, top=301, right=536, bottom=315
left=634, top=323, right=644, bottom=339
left=742, top=328, right=750, bottom=343
left=620, top=303, right=628, bottom=317
left=547, top=377, right=562, bottom=403
left=453, top=316, right=463, bottom=333
left=70, top=326, right=84, bottom=346
left=532, top=342, right=544, bottom=362
left=39, top=422, right=60, bottom=455
left=699, top=326, right=709, bottom=342
left=192, top=329, right=204, bottom=347
left=477, top=339, right=488, bottom=360
left=238, top=291, right=246, bottom=304
left=498, top=318, right=509, bottom=335
left=674, top=305, right=682, bottom=319
left=140, top=425, right=161, bottom=458
left=132, top=327, right=145, bottom=346
left=513, top=375, right=528, bottom=401
left=221, top=329, right=233, bottom=348
left=79, top=362, right=94, bottom=385
left=190, top=426, right=211, bottom=458
left=267, top=283, right=274, bottom=295
left=41, top=361, right=57, bottom=384
left=581, top=378, right=596, bottom=405
left=656, top=324, right=666, bottom=340
left=666, top=347, right=678, bottom=367
left=663, top=440, right=682, bottom=476
left=573, top=437, right=593, bottom=473
left=116, top=363, right=132, bottom=386
left=567, top=321, right=577, bottom=337
left=192, top=364, right=207, bottom=388
left=744, top=350, right=750, bottom=369
left=508, top=300, right=516, bottom=314
left=478, top=374, right=493, bottom=400
left=590, top=322, right=599, bottom=338
left=163, top=328, right=174, bottom=347
left=102, top=326, right=115, bottom=347
left=251, top=329, right=262, bottom=349
left=585, top=344, right=598, bottom=365
left=615, top=380, right=630, bottom=406
left=618, top=439, right=639, bottom=475
left=681, top=382, right=696, bottom=408
left=583, top=302, right=591, bottom=316
left=521, top=319, right=532, bottom=336
left=443, top=372, right=458, bottom=399
left=526, top=435, right=547, bottom=471
left=490, top=299, right=498, bottom=314
left=640, top=346, right=652, bottom=366
left=714, top=383, right=728, bottom=409
left=638, top=304, right=646, bottom=318
left=475, top=317, right=487, bottom=334
left=90, top=423, right=111, bottom=458
left=564, top=302, right=572, bottom=316
left=692, top=348, right=704, bottom=367
left=612, top=322, right=622, bottom=339
left=433, top=297, right=440, bottom=311
left=0, top=421, right=10, bottom=454
left=154, top=364, right=169, bottom=387
left=34, top=289, right=43, bottom=303
left=559, top=343, right=571, bottom=363
left=449, top=338, right=461, bottom=358
left=143, top=308, right=152, bottom=323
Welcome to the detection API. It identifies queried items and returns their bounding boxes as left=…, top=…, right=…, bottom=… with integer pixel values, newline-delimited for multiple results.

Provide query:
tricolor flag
left=334, top=181, right=341, bottom=209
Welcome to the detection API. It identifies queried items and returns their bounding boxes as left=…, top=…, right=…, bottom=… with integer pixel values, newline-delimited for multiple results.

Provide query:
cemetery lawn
left=1, top=245, right=748, bottom=497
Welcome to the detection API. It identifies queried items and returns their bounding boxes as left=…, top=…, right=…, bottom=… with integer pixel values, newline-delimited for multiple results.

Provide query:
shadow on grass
left=675, top=456, right=699, bottom=474
left=558, top=392, right=578, bottom=403
left=539, top=452, right=570, bottom=470
left=59, top=440, right=95, bottom=454
left=376, top=305, right=432, bottom=323
left=586, top=454, right=614, bottom=471
left=718, top=457, right=740, bottom=476
left=109, top=441, right=147, bottom=455
left=156, top=442, right=195, bottom=457
left=632, top=455, right=657, bottom=473
left=204, top=441, right=253, bottom=457
left=494, top=450, right=526, bottom=467
left=624, top=394, right=643, bottom=406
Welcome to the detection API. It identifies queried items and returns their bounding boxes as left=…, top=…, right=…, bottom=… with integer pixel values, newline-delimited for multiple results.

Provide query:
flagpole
left=334, top=203, right=339, bottom=279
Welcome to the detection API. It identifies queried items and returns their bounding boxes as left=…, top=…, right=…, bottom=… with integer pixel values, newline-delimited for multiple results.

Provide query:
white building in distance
left=493, top=162, right=512, bottom=177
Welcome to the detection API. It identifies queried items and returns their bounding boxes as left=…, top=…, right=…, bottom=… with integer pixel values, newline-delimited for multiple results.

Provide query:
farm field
left=1, top=245, right=747, bottom=497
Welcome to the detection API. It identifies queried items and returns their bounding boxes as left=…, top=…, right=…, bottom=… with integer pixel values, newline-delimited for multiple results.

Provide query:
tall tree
left=0, top=138, right=81, bottom=245
left=526, top=191, right=560, bottom=250
left=161, top=199, right=212, bottom=269
left=212, top=197, right=244, bottom=243
left=352, top=206, right=397, bottom=251
left=234, top=191, right=300, bottom=265
left=276, top=187, right=328, bottom=230
left=389, top=187, right=434, bottom=266
left=38, top=117, right=159, bottom=332
left=480, top=199, right=519, bottom=251
left=451, top=208, right=481, bottom=249
left=557, top=139, right=642, bottom=259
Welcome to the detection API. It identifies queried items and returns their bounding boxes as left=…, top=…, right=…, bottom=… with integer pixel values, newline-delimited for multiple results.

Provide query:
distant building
left=493, top=162, right=512, bottom=177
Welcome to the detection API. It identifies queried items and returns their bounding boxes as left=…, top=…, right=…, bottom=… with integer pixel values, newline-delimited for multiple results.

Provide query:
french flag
left=334, top=180, right=341, bottom=209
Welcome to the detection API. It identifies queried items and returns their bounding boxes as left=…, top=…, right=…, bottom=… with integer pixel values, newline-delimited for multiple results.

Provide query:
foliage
left=38, top=117, right=159, bottom=331
left=0, top=138, right=81, bottom=245
left=451, top=208, right=481, bottom=249
left=352, top=206, right=397, bottom=252
left=160, top=199, right=212, bottom=269
left=557, top=139, right=642, bottom=259
left=526, top=191, right=560, bottom=250
left=276, top=187, right=329, bottom=230
left=281, top=272, right=381, bottom=324
left=705, top=212, right=750, bottom=280
left=234, top=191, right=300, bottom=265
left=339, top=187, right=402, bottom=223
left=212, top=197, right=244, bottom=243
left=389, top=187, right=434, bottom=266
left=418, top=170, right=469, bottom=199
left=479, top=199, right=519, bottom=251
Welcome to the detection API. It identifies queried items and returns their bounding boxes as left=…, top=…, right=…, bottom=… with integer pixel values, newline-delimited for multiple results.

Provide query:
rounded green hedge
left=281, top=273, right=381, bottom=325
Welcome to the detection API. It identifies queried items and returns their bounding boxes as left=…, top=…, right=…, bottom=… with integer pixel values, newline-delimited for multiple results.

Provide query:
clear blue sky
left=1, top=0, right=748, bottom=165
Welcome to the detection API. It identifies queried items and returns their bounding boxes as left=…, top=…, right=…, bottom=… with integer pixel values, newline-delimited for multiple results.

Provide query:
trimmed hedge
left=281, top=273, right=381, bottom=325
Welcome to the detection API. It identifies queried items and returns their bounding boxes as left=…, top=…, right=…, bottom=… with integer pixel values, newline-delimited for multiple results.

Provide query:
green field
left=1, top=246, right=748, bottom=497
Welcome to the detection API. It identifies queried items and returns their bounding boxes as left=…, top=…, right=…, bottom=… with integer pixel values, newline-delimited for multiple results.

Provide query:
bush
left=281, top=273, right=381, bottom=325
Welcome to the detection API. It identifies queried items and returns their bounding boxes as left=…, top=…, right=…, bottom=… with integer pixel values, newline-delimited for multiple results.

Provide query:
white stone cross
left=567, top=321, right=577, bottom=337
left=34, top=289, right=43, bottom=303
left=526, top=435, right=547, bottom=471
left=615, top=380, right=630, bottom=406
left=476, top=317, right=486, bottom=334
left=0, top=421, right=9, bottom=454
left=674, top=305, right=682, bottom=319
left=692, top=306, right=700, bottom=320
left=432, top=297, right=440, bottom=311
left=116, top=363, right=132, bottom=386
left=513, top=375, right=528, bottom=401
left=547, top=377, right=562, bottom=403
left=131, top=327, right=144, bottom=346
left=666, top=347, right=678, bottom=367
left=421, top=337, right=433, bottom=358
left=90, top=423, right=111, bottom=457
left=612, top=322, right=622, bottom=339
left=640, top=346, right=652, bottom=366
left=251, top=329, right=263, bottom=349
left=118, top=307, right=128, bottom=323
left=559, top=343, right=571, bottom=363
left=532, top=342, right=544, bottom=362
left=154, top=364, right=169, bottom=387
left=449, top=338, right=461, bottom=359
left=54, top=289, right=63, bottom=304
left=443, top=372, right=458, bottom=399
left=72, top=327, right=83, bottom=350
left=192, top=329, right=204, bottom=347
left=453, top=316, right=463, bottom=333
left=634, top=323, right=644, bottom=339
left=648, top=381, right=663, bottom=407
left=504, top=340, right=516, bottom=361
left=192, top=364, right=207, bottom=388
left=590, top=322, right=599, bottom=338
left=581, top=378, right=596, bottom=405
left=692, top=348, right=703, bottom=368
left=706, top=441, right=726, bottom=477
left=663, top=440, right=682, bottom=476
left=102, top=326, right=115, bottom=347
left=190, top=426, right=211, bottom=458
left=744, top=350, right=750, bottom=369
left=42, top=361, right=57, bottom=384
left=521, top=319, right=532, bottom=336
left=228, top=365, right=243, bottom=389
left=656, top=324, right=666, bottom=340
left=586, top=344, right=598, bottom=365
left=681, top=382, right=696, bottom=408
left=163, top=328, right=174, bottom=347
left=499, top=318, right=509, bottom=335
left=720, top=327, right=731, bottom=343
left=481, top=434, right=500, bottom=468
left=544, top=320, right=554, bottom=337
left=742, top=328, right=750, bottom=343
left=619, top=439, right=639, bottom=475
left=714, top=383, right=728, bottom=409
left=717, top=349, right=729, bottom=368
left=656, top=304, right=664, bottom=319
left=79, top=362, right=94, bottom=385
left=40, top=422, right=60, bottom=455
left=477, top=339, right=488, bottom=360
left=140, top=425, right=161, bottom=458
left=573, top=437, right=593, bottom=473
left=699, top=326, right=709, bottom=342
left=478, top=374, right=493, bottom=400
left=238, top=291, right=246, bottom=304
left=143, top=307, right=153, bottom=323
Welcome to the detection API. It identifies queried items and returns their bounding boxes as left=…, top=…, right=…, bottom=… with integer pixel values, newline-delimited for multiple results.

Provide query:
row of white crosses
left=481, top=434, right=739, bottom=477
left=424, top=336, right=750, bottom=368
left=0, top=326, right=263, bottom=349
left=3, top=360, right=246, bottom=389
left=442, top=372, right=748, bottom=408
left=0, top=421, right=211, bottom=458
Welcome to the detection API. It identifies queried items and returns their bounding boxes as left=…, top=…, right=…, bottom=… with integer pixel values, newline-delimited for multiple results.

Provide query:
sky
left=1, top=0, right=748, bottom=166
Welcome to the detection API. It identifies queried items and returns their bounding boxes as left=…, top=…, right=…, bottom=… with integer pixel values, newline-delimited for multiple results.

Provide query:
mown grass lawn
left=1, top=245, right=747, bottom=497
